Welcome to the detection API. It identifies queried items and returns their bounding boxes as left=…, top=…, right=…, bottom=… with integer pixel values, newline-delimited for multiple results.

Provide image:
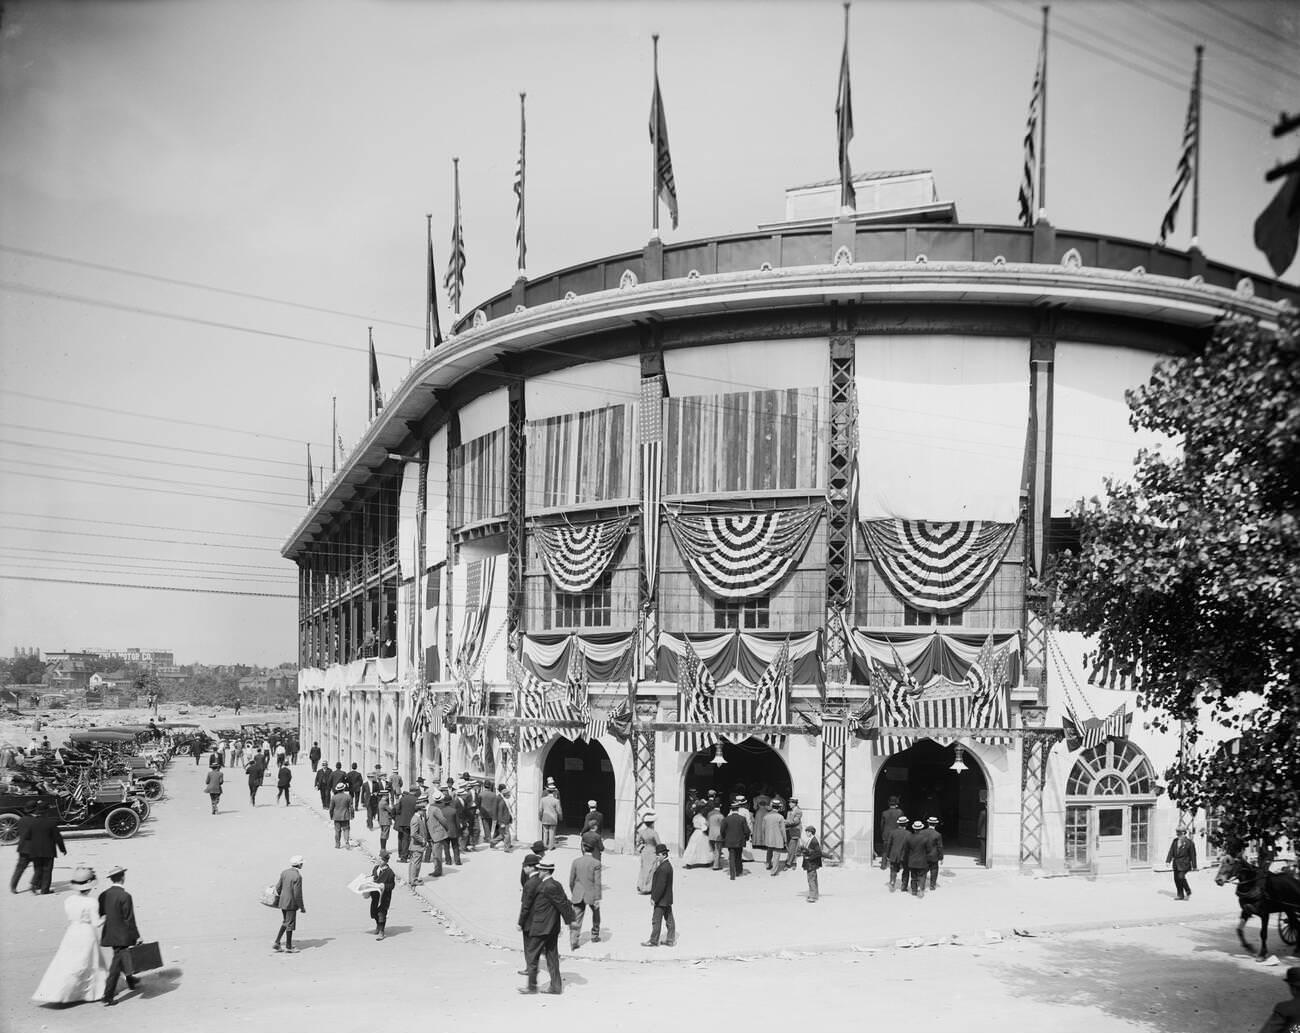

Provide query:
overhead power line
left=0, top=438, right=305, bottom=484
left=0, top=467, right=303, bottom=511
left=1140, top=6, right=1300, bottom=84
left=0, top=243, right=424, bottom=332
left=0, top=423, right=305, bottom=468
left=0, top=455, right=304, bottom=500
left=1199, top=1, right=1298, bottom=47
left=0, top=511, right=282, bottom=539
left=0, top=574, right=295, bottom=599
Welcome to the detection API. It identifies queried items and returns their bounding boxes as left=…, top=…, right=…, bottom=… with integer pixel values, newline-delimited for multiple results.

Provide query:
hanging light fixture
left=710, top=742, right=727, bottom=766
left=950, top=744, right=968, bottom=774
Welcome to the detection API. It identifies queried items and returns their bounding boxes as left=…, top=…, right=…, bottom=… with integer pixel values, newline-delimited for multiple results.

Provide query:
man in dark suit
left=886, top=814, right=910, bottom=892
left=801, top=824, right=823, bottom=902
left=393, top=788, right=419, bottom=862
left=8, top=802, right=39, bottom=893
left=642, top=843, right=676, bottom=946
left=923, top=816, right=945, bottom=891
left=314, top=763, right=333, bottom=809
left=721, top=801, right=749, bottom=880
left=583, top=800, right=604, bottom=835
left=517, top=859, right=576, bottom=995
left=478, top=782, right=500, bottom=845
left=25, top=803, right=66, bottom=895
left=904, top=820, right=935, bottom=898
left=99, top=864, right=141, bottom=1005
left=1165, top=826, right=1198, bottom=901
left=879, top=796, right=903, bottom=869
left=568, top=841, right=602, bottom=948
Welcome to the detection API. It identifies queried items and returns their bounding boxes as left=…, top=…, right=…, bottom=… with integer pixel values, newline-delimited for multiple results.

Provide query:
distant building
left=12, top=646, right=41, bottom=660
left=80, top=647, right=175, bottom=668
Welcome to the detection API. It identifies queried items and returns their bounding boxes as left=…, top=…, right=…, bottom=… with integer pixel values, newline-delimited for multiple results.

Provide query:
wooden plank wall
left=853, top=523, right=1026, bottom=627
left=525, top=404, right=636, bottom=512
left=450, top=427, right=507, bottom=528
left=664, top=387, right=826, bottom=496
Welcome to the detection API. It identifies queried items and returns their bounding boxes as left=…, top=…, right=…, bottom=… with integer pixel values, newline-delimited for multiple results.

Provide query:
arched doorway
left=873, top=739, right=988, bottom=862
left=1064, top=739, right=1157, bottom=875
left=541, top=737, right=616, bottom=838
left=682, top=739, right=792, bottom=847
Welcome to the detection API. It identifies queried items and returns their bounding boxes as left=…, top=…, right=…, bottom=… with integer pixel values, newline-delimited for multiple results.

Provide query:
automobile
left=0, top=782, right=149, bottom=844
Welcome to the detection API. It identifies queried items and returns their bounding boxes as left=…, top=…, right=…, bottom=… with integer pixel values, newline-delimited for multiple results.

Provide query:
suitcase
left=127, top=941, right=163, bottom=972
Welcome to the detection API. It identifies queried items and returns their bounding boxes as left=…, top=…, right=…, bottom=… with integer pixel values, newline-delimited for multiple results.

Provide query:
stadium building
left=282, top=172, right=1297, bottom=872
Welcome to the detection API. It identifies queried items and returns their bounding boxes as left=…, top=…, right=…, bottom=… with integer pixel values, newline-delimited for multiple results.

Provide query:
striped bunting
left=641, top=376, right=664, bottom=598
left=667, top=505, right=822, bottom=599
left=534, top=517, right=632, bottom=594
left=509, top=652, right=551, bottom=754
left=1064, top=704, right=1131, bottom=753
left=822, top=717, right=850, bottom=750
left=860, top=520, right=1017, bottom=614
left=453, top=556, right=496, bottom=677
left=675, top=639, right=717, bottom=754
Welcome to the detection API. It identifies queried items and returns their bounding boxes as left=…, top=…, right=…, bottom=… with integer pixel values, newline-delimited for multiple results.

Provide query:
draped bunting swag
left=843, top=626, right=1020, bottom=686
left=673, top=638, right=789, bottom=752
left=656, top=630, right=822, bottom=688
left=1064, top=704, right=1132, bottom=752
left=860, top=519, right=1017, bottom=613
left=666, top=505, right=823, bottom=599
left=521, top=631, right=636, bottom=683
left=534, top=516, right=633, bottom=593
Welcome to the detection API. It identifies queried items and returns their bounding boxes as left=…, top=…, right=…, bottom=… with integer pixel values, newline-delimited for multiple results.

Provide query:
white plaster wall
left=844, top=741, right=877, bottom=860
left=664, top=338, right=828, bottom=397
left=458, top=387, right=507, bottom=442
left=524, top=357, right=641, bottom=419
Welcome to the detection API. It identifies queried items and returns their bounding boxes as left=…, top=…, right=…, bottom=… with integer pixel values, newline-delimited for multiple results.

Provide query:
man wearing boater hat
left=100, top=864, right=141, bottom=1005
left=517, top=858, right=576, bottom=995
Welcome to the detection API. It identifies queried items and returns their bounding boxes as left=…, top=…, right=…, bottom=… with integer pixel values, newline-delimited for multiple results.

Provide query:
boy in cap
left=642, top=843, right=676, bottom=946
left=272, top=856, right=305, bottom=953
left=369, top=850, right=395, bottom=940
left=517, top=858, right=576, bottom=995
left=801, top=825, right=823, bottom=902
left=1257, top=967, right=1300, bottom=1033
left=99, top=865, right=141, bottom=1005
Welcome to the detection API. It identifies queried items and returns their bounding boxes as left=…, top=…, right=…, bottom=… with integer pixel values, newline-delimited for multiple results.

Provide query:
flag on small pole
left=331, top=395, right=337, bottom=474
left=444, top=158, right=467, bottom=315
left=649, top=35, right=678, bottom=234
left=306, top=444, right=315, bottom=504
left=514, top=92, right=527, bottom=276
left=426, top=214, right=443, bottom=350
left=836, top=3, right=856, bottom=213
left=1158, top=45, right=1202, bottom=247
left=368, top=327, right=383, bottom=419
left=1017, top=6, right=1048, bottom=226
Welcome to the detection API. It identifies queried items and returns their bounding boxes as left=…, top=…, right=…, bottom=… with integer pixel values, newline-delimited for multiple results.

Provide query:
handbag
left=259, top=884, right=278, bottom=907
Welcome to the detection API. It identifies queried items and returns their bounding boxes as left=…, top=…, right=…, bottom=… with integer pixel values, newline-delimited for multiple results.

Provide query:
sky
left=0, top=0, right=1296, bottom=667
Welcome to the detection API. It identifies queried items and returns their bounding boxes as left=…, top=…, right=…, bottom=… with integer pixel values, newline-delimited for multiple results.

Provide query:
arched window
left=1066, top=739, right=1155, bottom=797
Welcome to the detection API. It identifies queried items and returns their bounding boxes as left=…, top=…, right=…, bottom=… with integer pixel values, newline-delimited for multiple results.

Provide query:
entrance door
left=1095, top=806, right=1127, bottom=874
left=541, top=737, right=616, bottom=837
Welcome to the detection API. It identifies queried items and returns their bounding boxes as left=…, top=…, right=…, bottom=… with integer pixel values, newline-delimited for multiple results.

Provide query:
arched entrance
left=873, top=739, right=988, bottom=862
left=1064, top=739, right=1157, bottom=874
left=541, top=737, right=616, bottom=838
left=682, top=739, right=792, bottom=847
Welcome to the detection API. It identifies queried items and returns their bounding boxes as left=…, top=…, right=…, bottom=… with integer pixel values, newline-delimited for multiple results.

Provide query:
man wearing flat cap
left=100, top=865, right=141, bottom=1005
left=517, top=858, right=576, bottom=995
left=273, top=856, right=305, bottom=953
left=1257, top=967, right=1300, bottom=1033
left=1165, top=826, right=1198, bottom=901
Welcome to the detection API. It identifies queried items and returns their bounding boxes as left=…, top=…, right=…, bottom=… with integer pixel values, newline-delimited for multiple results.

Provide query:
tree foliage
left=1051, top=310, right=1300, bottom=851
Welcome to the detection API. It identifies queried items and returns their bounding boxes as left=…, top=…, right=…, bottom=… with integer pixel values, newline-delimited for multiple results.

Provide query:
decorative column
left=638, top=344, right=665, bottom=681
left=1019, top=709, right=1061, bottom=868
left=632, top=707, right=656, bottom=830
left=820, top=709, right=848, bottom=863
left=1023, top=334, right=1055, bottom=695
left=444, top=413, right=460, bottom=681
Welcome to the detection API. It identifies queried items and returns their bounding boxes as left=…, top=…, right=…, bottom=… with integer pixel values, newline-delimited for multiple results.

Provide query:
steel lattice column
left=633, top=725, right=656, bottom=827
left=1019, top=729, right=1061, bottom=867
left=824, top=333, right=856, bottom=687
left=507, top=381, right=526, bottom=650
left=821, top=738, right=847, bottom=863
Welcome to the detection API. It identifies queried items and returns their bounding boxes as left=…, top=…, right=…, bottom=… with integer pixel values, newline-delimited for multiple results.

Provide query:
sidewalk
left=315, top=802, right=1229, bottom=963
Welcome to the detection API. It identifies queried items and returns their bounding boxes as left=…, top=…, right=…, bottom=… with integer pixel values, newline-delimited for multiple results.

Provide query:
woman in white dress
left=33, top=867, right=109, bottom=1005
left=682, top=812, right=713, bottom=867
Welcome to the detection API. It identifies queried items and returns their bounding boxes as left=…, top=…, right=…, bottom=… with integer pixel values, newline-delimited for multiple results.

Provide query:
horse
left=1214, top=854, right=1300, bottom=960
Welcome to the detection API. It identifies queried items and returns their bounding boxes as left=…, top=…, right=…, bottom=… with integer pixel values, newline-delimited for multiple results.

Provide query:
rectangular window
left=903, top=605, right=962, bottom=626
left=1129, top=804, right=1151, bottom=865
left=551, top=574, right=612, bottom=629
left=713, top=596, right=770, bottom=630
left=1065, top=805, right=1090, bottom=870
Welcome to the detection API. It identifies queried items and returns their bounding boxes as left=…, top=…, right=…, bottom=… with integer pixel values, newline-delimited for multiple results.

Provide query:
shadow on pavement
left=138, top=967, right=182, bottom=999
left=993, top=932, right=1256, bottom=1033
left=380, top=925, right=412, bottom=938
left=291, top=938, right=334, bottom=950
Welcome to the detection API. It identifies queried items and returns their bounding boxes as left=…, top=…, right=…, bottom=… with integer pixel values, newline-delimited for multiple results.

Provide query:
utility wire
left=1199, top=1, right=1298, bottom=47
left=0, top=574, right=295, bottom=599
left=1139, top=6, right=1300, bottom=84
left=0, top=455, right=304, bottom=500
left=0, top=423, right=306, bottom=468
left=0, top=511, right=282, bottom=540
left=0, top=543, right=290, bottom=572
left=0, top=280, right=412, bottom=361
left=0, top=467, right=303, bottom=510
left=0, top=438, right=305, bottom=484
left=0, top=243, right=424, bottom=332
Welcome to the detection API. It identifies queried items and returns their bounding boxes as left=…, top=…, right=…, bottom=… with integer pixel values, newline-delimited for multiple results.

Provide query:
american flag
left=444, top=157, right=466, bottom=314
left=509, top=651, right=550, bottom=753
left=752, top=639, right=789, bottom=726
left=1158, top=56, right=1200, bottom=246
left=514, top=92, right=526, bottom=273
left=675, top=639, right=716, bottom=753
left=870, top=655, right=916, bottom=755
left=1017, top=19, right=1045, bottom=227
left=1064, top=703, right=1131, bottom=752
left=966, top=633, right=1013, bottom=743
left=649, top=43, right=679, bottom=230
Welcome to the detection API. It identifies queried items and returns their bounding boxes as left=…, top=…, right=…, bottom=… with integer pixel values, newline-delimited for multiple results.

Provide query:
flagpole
left=840, top=2, right=853, bottom=216
left=426, top=214, right=434, bottom=352
left=368, top=326, right=375, bottom=421
left=1190, top=43, right=1203, bottom=248
left=331, top=395, right=337, bottom=474
left=1037, top=5, right=1049, bottom=222
left=517, top=92, right=527, bottom=278
left=452, top=158, right=462, bottom=316
left=651, top=34, right=660, bottom=239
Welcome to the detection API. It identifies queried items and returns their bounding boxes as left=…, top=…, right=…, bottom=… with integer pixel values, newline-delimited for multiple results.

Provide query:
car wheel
left=105, top=807, right=141, bottom=839
left=0, top=813, right=20, bottom=845
left=142, top=780, right=163, bottom=800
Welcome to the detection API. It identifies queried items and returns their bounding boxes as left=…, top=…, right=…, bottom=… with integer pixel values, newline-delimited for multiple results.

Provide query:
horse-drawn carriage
left=1215, top=853, right=1300, bottom=959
